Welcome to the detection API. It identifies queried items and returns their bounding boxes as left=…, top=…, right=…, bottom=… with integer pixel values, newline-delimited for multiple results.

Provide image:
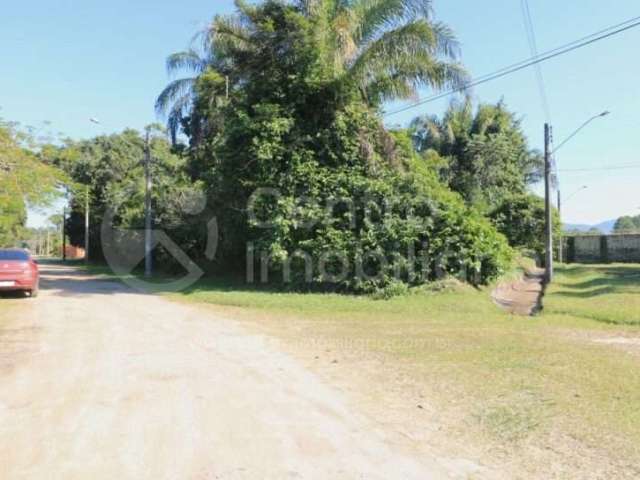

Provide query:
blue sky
left=1, top=0, right=638, bottom=226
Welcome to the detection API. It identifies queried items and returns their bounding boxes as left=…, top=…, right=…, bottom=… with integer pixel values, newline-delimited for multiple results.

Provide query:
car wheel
left=25, top=288, right=38, bottom=298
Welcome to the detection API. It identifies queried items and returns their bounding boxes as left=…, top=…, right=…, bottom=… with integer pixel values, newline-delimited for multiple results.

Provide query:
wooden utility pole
left=144, top=130, right=153, bottom=277
left=557, top=190, right=562, bottom=264
left=62, top=206, right=67, bottom=261
left=544, top=123, right=553, bottom=282
left=85, top=185, right=90, bottom=264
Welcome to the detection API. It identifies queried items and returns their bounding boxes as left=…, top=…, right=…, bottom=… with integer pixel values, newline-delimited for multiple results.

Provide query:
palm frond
left=350, top=20, right=439, bottom=74
left=345, top=16, right=469, bottom=105
left=365, top=75, right=418, bottom=103
left=166, top=95, right=192, bottom=145
left=353, top=0, right=433, bottom=44
left=166, top=50, right=208, bottom=76
left=234, top=0, right=259, bottom=20
left=155, top=78, right=195, bottom=116
left=197, top=14, right=254, bottom=61
left=430, top=21, right=461, bottom=59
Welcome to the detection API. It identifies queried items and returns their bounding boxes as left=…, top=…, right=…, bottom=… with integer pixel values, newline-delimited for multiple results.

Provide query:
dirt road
left=0, top=265, right=461, bottom=479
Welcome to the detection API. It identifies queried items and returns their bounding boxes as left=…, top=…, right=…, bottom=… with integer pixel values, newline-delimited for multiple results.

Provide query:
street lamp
left=563, top=185, right=588, bottom=204
left=544, top=111, right=609, bottom=282
left=552, top=112, right=610, bottom=155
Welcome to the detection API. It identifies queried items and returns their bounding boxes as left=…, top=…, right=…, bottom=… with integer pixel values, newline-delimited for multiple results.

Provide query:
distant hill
left=564, top=219, right=616, bottom=234
left=595, top=219, right=617, bottom=234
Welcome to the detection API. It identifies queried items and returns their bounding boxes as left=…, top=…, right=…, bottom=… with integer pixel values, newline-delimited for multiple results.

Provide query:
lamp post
left=544, top=111, right=610, bottom=282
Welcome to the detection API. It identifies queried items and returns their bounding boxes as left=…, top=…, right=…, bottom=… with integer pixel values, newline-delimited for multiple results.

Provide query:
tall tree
left=157, top=0, right=468, bottom=143
left=614, top=215, right=640, bottom=233
left=0, top=120, right=62, bottom=246
left=154, top=1, right=512, bottom=291
left=50, top=128, right=205, bottom=263
left=411, top=99, right=543, bottom=211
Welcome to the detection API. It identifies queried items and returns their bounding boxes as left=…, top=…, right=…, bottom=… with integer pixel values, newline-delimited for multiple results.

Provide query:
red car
left=0, top=249, right=40, bottom=298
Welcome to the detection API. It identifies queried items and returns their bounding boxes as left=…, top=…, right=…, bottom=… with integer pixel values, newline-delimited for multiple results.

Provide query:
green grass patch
left=545, top=263, right=640, bottom=325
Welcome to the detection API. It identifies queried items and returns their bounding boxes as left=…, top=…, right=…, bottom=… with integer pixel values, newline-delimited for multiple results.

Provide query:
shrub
left=489, top=193, right=559, bottom=261
left=246, top=129, right=513, bottom=293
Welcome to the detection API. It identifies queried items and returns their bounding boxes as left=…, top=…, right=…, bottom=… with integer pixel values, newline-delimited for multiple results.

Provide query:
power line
left=521, top=4, right=559, bottom=192
left=559, top=164, right=640, bottom=172
left=521, top=0, right=552, bottom=122
left=383, top=15, right=640, bottom=118
left=520, top=0, right=560, bottom=188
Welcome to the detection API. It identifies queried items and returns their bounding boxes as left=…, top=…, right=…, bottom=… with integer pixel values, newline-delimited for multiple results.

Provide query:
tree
left=152, top=1, right=512, bottom=293
left=613, top=215, right=640, bottom=233
left=50, top=128, right=205, bottom=265
left=0, top=119, right=63, bottom=247
left=489, top=193, right=560, bottom=261
left=410, top=99, right=543, bottom=211
left=299, top=0, right=468, bottom=105
left=157, top=0, right=468, bottom=143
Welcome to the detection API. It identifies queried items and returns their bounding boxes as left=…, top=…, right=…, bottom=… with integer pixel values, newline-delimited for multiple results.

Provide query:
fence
left=564, top=234, right=640, bottom=263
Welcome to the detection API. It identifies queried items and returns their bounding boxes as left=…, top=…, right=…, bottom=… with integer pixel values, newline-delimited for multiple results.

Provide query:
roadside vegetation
left=0, top=120, right=63, bottom=247
left=167, top=263, right=640, bottom=477
left=2, top=1, right=639, bottom=478
left=41, top=0, right=556, bottom=297
left=613, top=214, right=640, bottom=234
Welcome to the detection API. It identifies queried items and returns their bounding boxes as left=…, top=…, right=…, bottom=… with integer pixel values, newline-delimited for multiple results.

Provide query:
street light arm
left=564, top=186, right=588, bottom=203
left=552, top=112, right=609, bottom=155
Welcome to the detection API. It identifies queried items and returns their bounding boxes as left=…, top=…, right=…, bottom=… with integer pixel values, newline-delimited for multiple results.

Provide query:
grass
left=544, top=263, right=640, bottom=325
left=163, top=263, right=640, bottom=477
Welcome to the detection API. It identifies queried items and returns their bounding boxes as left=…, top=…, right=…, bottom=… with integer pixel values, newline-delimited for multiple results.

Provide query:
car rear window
left=0, top=250, right=30, bottom=261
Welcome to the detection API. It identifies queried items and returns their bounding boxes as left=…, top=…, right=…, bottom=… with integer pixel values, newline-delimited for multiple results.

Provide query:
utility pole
left=144, top=130, right=153, bottom=277
left=84, top=185, right=90, bottom=264
left=544, top=123, right=553, bottom=282
left=547, top=111, right=609, bottom=277
left=557, top=190, right=562, bottom=264
left=62, top=206, right=67, bottom=262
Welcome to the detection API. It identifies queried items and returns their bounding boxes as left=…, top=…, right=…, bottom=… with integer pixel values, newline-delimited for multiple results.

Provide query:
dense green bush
left=243, top=120, right=513, bottom=293
left=489, top=193, right=559, bottom=261
left=149, top=0, right=514, bottom=295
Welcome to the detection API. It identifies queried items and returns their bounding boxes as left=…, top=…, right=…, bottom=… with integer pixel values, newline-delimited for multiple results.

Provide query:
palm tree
left=297, top=0, right=468, bottom=105
left=155, top=50, right=209, bottom=143
left=410, top=100, right=544, bottom=206
left=410, top=98, right=473, bottom=154
left=155, top=4, right=254, bottom=143
left=157, top=0, right=468, bottom=139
